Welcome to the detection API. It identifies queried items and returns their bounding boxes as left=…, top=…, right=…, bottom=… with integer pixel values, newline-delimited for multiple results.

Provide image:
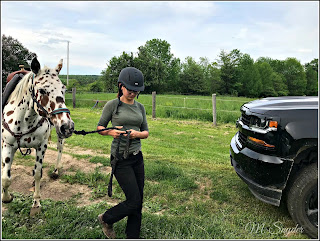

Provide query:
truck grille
left=241, top=113, right=251, bottom=126
left=238, top=131, right=247, bottom=146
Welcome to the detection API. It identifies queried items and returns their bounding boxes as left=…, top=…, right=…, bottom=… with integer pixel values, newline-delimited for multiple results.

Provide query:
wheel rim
left=305, top=184, right=318, bottom=228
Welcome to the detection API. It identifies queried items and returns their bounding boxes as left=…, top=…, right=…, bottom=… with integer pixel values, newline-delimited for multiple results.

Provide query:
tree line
left=2, top=35, right=318, bottom=97
left=99, top=39, right=318, bottom=97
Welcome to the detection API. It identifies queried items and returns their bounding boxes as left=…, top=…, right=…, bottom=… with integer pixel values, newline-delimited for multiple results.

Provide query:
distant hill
left=59, top=75, right=101, bottom=85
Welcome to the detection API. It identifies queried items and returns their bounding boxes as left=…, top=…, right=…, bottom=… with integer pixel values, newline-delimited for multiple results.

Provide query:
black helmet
left=118, top=67, right=144, bottom=91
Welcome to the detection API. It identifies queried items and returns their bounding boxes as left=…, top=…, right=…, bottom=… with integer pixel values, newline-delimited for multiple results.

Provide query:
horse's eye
left=39, top=89, right=46, bottom=95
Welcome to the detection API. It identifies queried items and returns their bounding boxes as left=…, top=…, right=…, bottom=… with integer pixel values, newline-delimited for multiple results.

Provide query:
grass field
left=1, top=106, right=308, bottom=239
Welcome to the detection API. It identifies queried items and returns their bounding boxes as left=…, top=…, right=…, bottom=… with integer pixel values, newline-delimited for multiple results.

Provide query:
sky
left=1, top=1, right=319, bottom=75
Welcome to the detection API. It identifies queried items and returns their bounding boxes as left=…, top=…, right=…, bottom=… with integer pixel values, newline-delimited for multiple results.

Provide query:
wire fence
left=65, top=89, right=254, bottom=124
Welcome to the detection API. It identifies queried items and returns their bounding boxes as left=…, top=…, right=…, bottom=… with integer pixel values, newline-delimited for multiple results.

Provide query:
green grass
left=2, top=107, right=309, bottom=239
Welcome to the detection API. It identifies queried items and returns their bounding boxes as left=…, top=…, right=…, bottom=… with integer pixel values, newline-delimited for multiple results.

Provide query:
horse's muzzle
left=58, top=121, right=74, bottom=138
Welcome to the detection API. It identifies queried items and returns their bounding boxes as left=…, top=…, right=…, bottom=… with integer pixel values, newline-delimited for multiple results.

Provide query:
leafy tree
left=100, top=51, right=135, bottom=92
left=256, top=62, right=276, bottom=97
left=238, top=54, right=262, bottom=97
left=257, top=57, right=286, bottom=76
left=199, top=57, right=211, bottom=95
left=199, top=58, right=222, bottom=95
left=256, top=57, right=289, bottom=96
left=218, top=49, right=242, bottom=96
left=207, top=62, right=222, bottom=94
left=271, top=71, right=289, bottom=96
left=2, top=34, right=37, bottom=90
left=179, top=57, right=206, bottom=95
left=283, top=58, right=306, bottom=95
left=89, top=81, right=104, bottom=92
left=305, top=58, right=318, bottom=73
left=135, top=38, right=179, bottom=93
left=166, top=57, right=181, bottom=93
left=305, top=58, right=318, bottom=96
left=66, top=79, right=80, bottom=90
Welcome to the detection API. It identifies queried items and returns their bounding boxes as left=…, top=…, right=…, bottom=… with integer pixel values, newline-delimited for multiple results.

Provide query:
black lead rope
left=107, top=130, right=131, bottom=197
left=72, top=127, right=121, bottom=135
left=72, top=126, right=131, bottom=197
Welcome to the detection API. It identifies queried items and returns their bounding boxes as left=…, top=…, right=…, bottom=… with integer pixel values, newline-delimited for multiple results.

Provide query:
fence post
left=212, top=93, right=216, bottom=126
left=152, top=91, right=156, bottom=119
left=72, top=87, right=76, bottom=108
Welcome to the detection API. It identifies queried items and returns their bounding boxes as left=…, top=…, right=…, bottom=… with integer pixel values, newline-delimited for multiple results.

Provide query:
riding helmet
left=118, top=67, right=145, bottom=92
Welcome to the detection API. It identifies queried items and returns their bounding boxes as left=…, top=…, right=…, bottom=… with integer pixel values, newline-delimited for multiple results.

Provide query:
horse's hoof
left=2, top=194, right=14, bottom=203
left=49, top=172, right=59, bottom=179
left=30, top=206, right=41, bottom=216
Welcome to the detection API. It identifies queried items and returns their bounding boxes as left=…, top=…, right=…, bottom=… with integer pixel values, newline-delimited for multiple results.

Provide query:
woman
left=97, top=67, right=149, bottom=239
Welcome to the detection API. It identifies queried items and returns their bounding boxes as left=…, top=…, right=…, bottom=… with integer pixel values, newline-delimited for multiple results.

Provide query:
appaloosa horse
left=1, top=57, right=74, bottom=215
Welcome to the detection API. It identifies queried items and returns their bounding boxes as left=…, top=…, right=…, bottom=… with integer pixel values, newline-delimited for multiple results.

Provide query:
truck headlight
left=250, top=117, right=278, bottom=130
left=250, top=117, right=267, bottom=128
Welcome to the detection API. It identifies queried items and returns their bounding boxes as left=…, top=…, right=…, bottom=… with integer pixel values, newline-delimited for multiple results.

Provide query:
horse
left=3, top=64, right=66, bottom=180
left=1, top=57, right=75, bottom=215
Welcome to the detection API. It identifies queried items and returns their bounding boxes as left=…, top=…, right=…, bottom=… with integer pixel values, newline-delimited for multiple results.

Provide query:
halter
left=31, top=74, right=70, bottom=118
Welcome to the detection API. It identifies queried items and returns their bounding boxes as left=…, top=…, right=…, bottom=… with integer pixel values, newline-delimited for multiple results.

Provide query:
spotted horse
left=1, top=57, right=74, bottom=215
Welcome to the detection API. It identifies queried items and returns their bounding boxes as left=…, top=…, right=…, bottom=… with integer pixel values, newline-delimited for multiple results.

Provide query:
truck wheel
left=287, top=162, right=318, bottom=239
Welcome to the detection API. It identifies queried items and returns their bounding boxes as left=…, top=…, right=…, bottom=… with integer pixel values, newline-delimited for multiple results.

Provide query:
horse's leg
left=50, top=137, right=65, bottom=179
left=30, top=141, right=48, bottom=216
left=1, top=145, right=16, bottom=203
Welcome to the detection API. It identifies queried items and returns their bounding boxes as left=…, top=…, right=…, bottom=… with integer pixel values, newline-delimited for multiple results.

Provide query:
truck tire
left=287, top=162, right=318, bottom=239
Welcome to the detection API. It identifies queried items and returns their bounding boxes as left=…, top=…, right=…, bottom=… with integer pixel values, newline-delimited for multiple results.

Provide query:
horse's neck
left=4, top=92, right=42, bottom=131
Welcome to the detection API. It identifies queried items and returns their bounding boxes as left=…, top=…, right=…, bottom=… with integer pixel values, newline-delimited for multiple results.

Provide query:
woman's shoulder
left=107, top=98, right=119, bottom=104
left=134, top=100, right=145, bottom=110
left=104, top=98, right=119, bottom=108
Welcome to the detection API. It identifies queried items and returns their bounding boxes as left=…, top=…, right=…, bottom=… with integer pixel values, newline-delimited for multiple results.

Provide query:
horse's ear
left=31, top=57, right=41, bottom=75
left=55, top=59, right=63, bottom=74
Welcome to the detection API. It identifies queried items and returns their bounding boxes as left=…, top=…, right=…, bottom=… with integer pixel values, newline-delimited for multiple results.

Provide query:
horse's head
left=30, top=58, right=74, bottom=138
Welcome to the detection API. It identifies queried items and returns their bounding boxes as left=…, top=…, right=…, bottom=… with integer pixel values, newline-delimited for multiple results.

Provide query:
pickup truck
left=230, top=96, right=318, bottom=238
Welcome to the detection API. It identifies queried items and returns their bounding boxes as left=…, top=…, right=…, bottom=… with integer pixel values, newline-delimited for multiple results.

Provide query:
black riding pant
left=102, top=151, right=145, bottom=239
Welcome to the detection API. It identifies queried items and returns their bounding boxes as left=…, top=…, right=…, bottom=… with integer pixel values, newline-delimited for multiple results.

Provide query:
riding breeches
left=102, top=151, right=145, bottom=239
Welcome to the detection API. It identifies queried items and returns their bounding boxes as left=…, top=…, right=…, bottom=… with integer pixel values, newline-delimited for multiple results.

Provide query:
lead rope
left=72, top=126, right=121, bottom=135
left=72, top=126, right=131, bottom=197
left=107, top=130, right=131, bottom=197
left=17, top=138, right=32, bottom=156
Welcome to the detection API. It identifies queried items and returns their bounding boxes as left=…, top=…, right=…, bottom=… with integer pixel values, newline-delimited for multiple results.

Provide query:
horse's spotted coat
left=1, top=58, right=74, bottom=213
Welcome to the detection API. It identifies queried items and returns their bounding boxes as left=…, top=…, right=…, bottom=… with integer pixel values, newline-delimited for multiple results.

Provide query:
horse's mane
left=7, top=72, right=34, bottom=104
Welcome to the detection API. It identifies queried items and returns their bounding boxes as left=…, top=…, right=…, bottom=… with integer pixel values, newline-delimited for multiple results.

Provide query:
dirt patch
left=49, top=142, right=107, bottom=157
left=40, top=144, right=111, bottom=174
left=2, top=146, right=117, bottom=213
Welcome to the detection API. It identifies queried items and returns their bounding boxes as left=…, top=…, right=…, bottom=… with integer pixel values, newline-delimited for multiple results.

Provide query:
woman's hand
left=109, top=129, right=126, bottom=138
left=127, top=129, right=149, bottom=139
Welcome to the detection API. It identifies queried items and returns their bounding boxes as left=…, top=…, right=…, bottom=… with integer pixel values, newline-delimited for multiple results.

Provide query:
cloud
left=1, top=1, right=318, bottom=74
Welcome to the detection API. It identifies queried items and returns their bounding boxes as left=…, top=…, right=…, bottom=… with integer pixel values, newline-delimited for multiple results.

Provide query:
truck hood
left=242, top=96, right=319, bottom=114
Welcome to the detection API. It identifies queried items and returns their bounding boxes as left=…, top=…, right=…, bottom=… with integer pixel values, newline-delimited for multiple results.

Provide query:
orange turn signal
left=248, top=137, right=275, bottom=148
left=269, top=121, right=278, bottom=128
